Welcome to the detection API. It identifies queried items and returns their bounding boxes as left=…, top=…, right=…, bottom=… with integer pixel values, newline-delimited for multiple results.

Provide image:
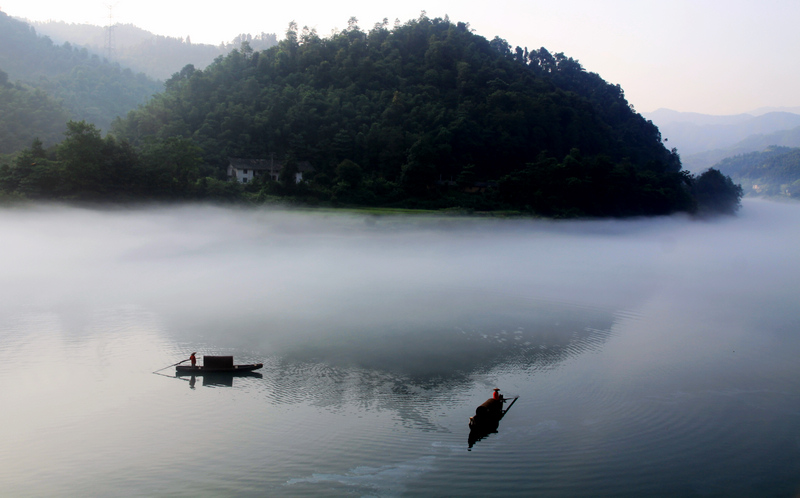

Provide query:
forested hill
left=716, top=146, right=800, bottom=197
left=2, top=15, right=741, bottom=216
left=112, top=15, right=702, bottom=216
left=0, top=69, right=71, bottom=154
left=0, top=10, right=162, bottom=135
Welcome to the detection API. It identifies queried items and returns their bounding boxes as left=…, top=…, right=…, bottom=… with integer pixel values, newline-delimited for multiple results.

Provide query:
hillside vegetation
left=0, top=10, right=162, bottom=137
left=3, top=15, right=742, bottom=216
left=112, top=16, right=712, bottom=216
left=0, top=69, right=71, bottom=154
left=716, top=146, right=800, bottom=197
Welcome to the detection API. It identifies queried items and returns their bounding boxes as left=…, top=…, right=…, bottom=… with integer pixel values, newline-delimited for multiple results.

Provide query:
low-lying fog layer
left=1, top=199, right=797, bottom=354
left=2, top=199, right=800, bottom=496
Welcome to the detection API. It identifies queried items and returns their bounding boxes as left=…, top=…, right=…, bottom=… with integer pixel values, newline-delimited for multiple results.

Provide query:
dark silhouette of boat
left=468, top=395, right=518, bottom=449
left=175, top=355, right=263, bottom=374
left=175, top=364, right=263, bottom=373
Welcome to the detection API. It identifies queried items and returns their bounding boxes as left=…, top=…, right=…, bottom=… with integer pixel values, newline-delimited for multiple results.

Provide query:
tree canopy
left=715, top=146, right=800, bottom=198
left=692, top=168, right=744, bottom=215
left=0, top=72, right=70, bottom=154
left=0, top=10, right=162, bottom=135
left=2, top=14, right=743, bottom=216
left=108, top=15, right=700, bottom=215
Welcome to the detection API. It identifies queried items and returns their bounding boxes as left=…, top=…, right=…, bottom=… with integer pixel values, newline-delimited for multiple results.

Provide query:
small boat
left=176, top=364, right=263, bottom=373
left=468, top=394, right=519, bottom=449
left=469, top=397, right=506, bottom=429
left=176, top=355, right=263, bottom=373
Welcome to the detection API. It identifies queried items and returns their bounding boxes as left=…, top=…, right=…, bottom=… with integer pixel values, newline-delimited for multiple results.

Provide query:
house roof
left=228, top=158, right=274, bottom=170
left=228, top=157, right=314, bottom=172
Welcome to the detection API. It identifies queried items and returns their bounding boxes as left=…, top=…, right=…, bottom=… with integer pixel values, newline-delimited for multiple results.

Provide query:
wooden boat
left=176, top=355, right=263, bottom=373
left=468, top=395, right=518, bottom=449
left=469, top=397, right=506, bottom=428
left=176, top=364, right=263, bottom=373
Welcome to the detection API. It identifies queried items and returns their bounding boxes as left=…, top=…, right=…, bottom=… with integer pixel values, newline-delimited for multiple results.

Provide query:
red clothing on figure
left=190, top=353, right=196, bottom=366
left=493, top=389, right=501, bottom=400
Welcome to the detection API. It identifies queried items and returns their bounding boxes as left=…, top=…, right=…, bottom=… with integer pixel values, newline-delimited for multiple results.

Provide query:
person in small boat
left=189, top=352, right=197, bottom=367
left=492, top=388, right=504, bottom=401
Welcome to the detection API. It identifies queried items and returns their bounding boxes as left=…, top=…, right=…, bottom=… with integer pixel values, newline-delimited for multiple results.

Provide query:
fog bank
left=1, top=200, right=797, bottom=359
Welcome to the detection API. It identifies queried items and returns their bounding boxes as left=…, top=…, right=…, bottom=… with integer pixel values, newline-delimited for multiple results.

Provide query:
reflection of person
left=493, top=388, right=504, bottom=401
left=189, top=376, right=196, bottom=389
left=190, top=352, right=197, bottom=367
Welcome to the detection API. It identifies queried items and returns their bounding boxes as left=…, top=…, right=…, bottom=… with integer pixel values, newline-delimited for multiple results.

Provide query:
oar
left=502, top=396, right=519, bottom=415
left=152, top=371, right=190, bottom=381
left=153, top=358, right=190, bottom=374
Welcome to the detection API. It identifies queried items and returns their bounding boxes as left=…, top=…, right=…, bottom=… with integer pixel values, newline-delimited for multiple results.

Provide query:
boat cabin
left=203, top=356, right=234, bottom=368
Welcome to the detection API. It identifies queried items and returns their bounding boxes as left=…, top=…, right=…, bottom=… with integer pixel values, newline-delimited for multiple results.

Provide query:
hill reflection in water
left=243, top=299, right=615, bottom=431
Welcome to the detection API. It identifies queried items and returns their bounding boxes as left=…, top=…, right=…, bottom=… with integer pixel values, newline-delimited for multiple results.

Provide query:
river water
left=1, top=200, right=798, bottom=497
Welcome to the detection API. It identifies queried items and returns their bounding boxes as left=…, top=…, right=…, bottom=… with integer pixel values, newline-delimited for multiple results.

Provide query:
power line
left=104, top=3, right=118, bottom=60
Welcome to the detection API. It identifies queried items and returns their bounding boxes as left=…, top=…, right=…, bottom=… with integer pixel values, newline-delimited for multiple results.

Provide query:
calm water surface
left=1, top=200, right=799, bottom=496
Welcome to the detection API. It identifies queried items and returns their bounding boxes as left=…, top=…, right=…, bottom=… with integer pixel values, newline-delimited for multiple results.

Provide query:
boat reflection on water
left=468, top=395, right=518, bottom=450
left=176, top=371, right=263, bottom=388
left=169, top=355, right=264, bottom=388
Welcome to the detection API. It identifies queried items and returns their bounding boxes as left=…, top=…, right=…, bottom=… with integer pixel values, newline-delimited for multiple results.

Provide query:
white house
left=227, top=157, right=313, bottom=184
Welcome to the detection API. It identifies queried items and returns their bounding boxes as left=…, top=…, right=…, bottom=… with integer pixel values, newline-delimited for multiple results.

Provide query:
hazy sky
left=3, top=0, right=799, bottom=115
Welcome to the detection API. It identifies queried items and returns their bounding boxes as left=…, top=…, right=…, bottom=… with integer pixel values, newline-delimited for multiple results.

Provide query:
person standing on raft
left=492, top=388, right=504, bottom=401
left=189, top=352, right=197, bottom=367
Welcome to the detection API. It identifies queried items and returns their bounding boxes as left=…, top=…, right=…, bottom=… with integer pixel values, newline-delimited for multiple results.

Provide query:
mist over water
left=2, top=199, right=799, bottom=496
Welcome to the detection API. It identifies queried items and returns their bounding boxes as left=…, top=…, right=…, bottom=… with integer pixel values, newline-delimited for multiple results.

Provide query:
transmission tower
left=104, top=3, right=118, bottom=60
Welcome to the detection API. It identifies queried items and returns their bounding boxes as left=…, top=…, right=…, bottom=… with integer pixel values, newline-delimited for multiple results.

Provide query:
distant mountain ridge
left=26, top=20, right=278, bottom=81
left=682, top=125, right=800, bottom=173
left=643, top=109, right=800, bottom=159
left=646, top=107, right=800, bottom=124
left=748, top=106, right=800, bottom=116
left=646, top=108, right=758, bottom=126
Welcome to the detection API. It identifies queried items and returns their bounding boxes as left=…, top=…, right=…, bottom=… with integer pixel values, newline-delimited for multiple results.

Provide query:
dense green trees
left=0, top=138, right=61, bottom=198
left=0, top=11, right=162, bottom=136
left=691, top=168, right=744, bottom=215
left=715, top=146, right=800, bottom=197
left=497, top=149, right=694, bottom=217
left=0, top=121, right=234, bottom=201
left=1, top=13, right=744, bottom=216
left=109, top=15, right=698, bottom=215
left=0, top=73, right=70, bottom=153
